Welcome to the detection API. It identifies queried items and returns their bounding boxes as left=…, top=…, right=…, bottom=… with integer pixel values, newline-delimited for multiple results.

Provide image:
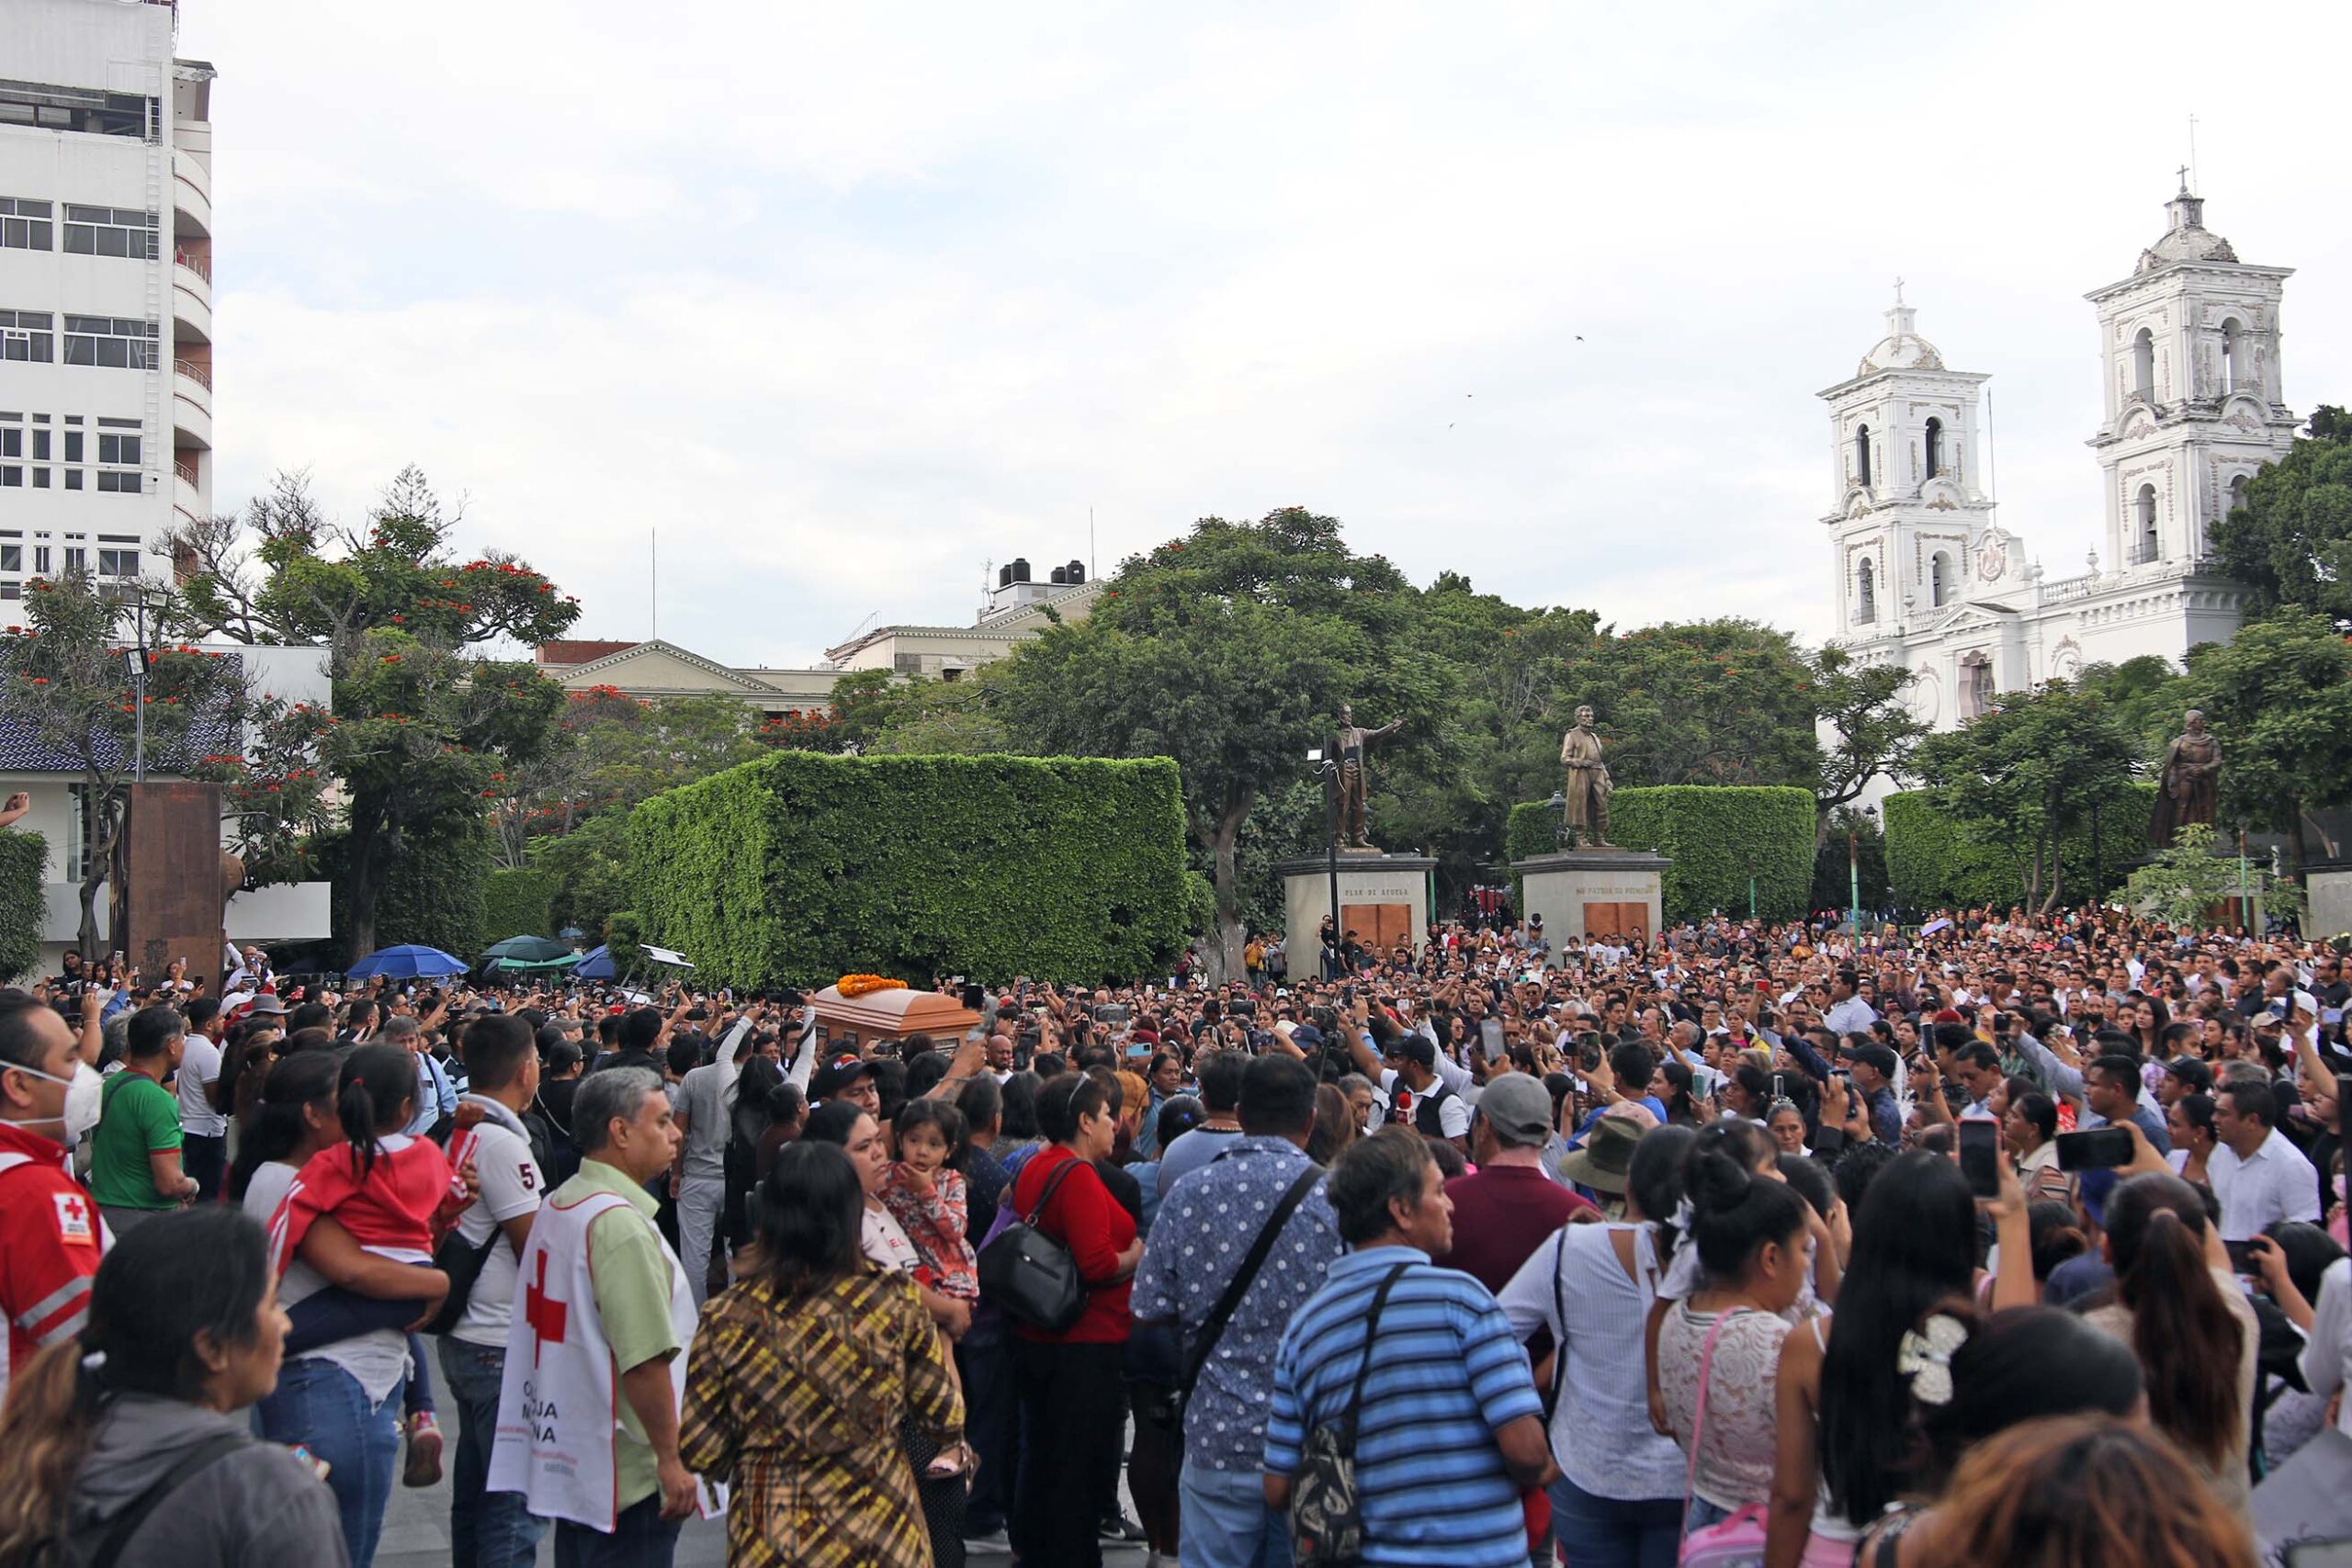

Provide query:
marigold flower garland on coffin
left=835, top=974, right=907, bottom=999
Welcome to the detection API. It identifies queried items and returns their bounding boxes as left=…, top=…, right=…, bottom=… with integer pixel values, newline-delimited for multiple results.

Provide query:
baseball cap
left=1476, top=1073, right=1553, bottom=1147
left=1840, top=1042, right=1899, bottom=1077
left=1289, top=1023, right=1324, bottom=1049
left=2162, top=1056, right=2214, bottom=1093
left=1396, top=1036, right=1437, bottom=1070
left=809, top=1056, right=874, bottom=1100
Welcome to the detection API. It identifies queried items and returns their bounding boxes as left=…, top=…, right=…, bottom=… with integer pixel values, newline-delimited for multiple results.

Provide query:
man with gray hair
left=490, top=1067, right=701, bottom=1565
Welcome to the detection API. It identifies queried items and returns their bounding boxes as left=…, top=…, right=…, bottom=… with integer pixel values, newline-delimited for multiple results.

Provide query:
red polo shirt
left=0, top=1122, right=106, bottom=1377
left=1435, top=1163, right=1598, bottom=1296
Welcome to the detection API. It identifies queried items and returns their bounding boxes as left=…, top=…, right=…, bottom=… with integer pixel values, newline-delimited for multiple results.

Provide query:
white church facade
left=1826, top=186, right=2298, bottom=728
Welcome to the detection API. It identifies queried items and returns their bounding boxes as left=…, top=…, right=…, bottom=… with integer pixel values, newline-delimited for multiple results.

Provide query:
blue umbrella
left=572, top=944, right=614, bottom=981
left=345, top=944, right=470, bottom=980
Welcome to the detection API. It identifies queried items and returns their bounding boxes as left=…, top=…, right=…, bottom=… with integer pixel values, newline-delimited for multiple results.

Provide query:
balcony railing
left=173, top=357, right=210, bottom=389
left=174, top=249, right=209, bottom=282
left=174, top=458, right=198, bottom=487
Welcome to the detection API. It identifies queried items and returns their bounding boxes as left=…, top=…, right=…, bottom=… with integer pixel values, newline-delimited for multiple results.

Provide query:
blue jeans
left=1546, top=1472, right=1682, bottom=1568
left=256, top=1356, right=404, bottom=1567
left=439, top=1337, right=548, bottom=1568
left=1685, top=1495, right=1732, bottom=1535
left=553, top=1494, right=681, bottom=1568
left=1181, top=1464, right=1292, bottom=1568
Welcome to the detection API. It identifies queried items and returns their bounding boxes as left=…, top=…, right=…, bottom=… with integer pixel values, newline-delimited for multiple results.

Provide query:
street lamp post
left=1308, top=747, right=1339, bottom=981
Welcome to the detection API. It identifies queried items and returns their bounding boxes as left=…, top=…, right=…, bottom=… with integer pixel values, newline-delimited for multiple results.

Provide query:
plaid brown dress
left=682, top=1266, right=965, bottom=1567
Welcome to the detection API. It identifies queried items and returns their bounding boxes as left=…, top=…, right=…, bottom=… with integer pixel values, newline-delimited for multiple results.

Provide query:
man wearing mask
left=0, top=993, right=107, bottom=1408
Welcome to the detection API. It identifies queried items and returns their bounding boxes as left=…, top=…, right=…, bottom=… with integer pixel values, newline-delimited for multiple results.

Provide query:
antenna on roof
left=650, top=528, right=658, bottom=640
left=1090, top=505, right=1097, bottom=582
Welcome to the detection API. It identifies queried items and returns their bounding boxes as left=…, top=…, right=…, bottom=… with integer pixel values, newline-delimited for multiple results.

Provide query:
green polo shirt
left=89, top=1071, right=182, bottom=1210
left=559, top=1158, right=683, bottom=1511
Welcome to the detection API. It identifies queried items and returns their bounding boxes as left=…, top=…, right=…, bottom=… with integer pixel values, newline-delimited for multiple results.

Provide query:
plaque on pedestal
left=1276, top=852, right=1436, bottom=964
left=1513, top=849, right=1669, bottom=948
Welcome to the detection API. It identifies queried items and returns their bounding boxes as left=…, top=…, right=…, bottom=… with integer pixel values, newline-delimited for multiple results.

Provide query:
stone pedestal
left=1278, top=852, right=1436, bottom=964
left=1514, top=850, right=1670, bottom=947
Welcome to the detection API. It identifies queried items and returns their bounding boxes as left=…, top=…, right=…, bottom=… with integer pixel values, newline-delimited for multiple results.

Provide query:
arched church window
left=2132, top=329, right=2155, bottom=401
left=1923, top=418, right=1943, bottom=480
left=1930, top=552, right=1951, bottom=607
left=1855, top=425, right=1871, bottom=487
left=1857, top=558, right=1876, bottom=623
left=2221, top=319, right=2243, bottom=394
left=2134, top=483, right=2159, bottom=564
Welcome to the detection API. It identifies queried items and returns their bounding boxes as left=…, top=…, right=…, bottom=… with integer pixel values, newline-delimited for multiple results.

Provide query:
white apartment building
left=0, top=0, right=211, bottom=611
left=0, top=2, right=326, bottom=976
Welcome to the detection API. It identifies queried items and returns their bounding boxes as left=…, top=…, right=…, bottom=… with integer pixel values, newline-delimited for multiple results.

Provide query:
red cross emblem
left=524, top=1250, right=568, bottom=1367
left=52, top=1192, right=92, bottom=1245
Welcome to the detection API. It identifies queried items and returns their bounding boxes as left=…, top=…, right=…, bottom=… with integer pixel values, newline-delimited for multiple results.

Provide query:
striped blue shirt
left=1265, top=1247, right=1542, bottom=1568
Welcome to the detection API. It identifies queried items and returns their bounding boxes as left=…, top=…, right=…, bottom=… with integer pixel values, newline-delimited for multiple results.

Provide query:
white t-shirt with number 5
left=449, top=1096, right=545, bottom=1348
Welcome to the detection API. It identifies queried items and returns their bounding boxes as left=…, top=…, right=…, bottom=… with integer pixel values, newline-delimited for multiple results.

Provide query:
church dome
left=1859, top=297, right=1943, bottom=376
left=2136, top=187, right=2238, bottom=274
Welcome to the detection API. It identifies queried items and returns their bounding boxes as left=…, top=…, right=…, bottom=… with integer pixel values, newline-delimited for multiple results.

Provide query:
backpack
left=1411, top=1083, right=1457, bottom=1140
left=1290, top=1263, right=1411, bottom=1568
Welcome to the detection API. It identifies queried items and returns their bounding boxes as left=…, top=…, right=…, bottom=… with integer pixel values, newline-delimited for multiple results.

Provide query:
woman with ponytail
left=0, top=1206, right=347, bottom=1568
left=245, top=1044, right=455, bottom=1565
left=2083, top=1172, right=2258, bottom=1512
left=1657, top=1138, right=1816, bottom=1531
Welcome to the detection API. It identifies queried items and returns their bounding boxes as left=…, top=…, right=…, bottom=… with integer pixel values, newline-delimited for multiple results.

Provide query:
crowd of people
left=0, top=902, right=2345, bottom=1567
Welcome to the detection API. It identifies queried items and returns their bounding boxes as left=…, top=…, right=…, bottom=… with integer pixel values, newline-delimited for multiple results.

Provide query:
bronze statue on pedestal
left=2150, top=709, right=2222, bottom=849
left=1559, top=705, right=1614, bottom=849
left=1332, top=702, right=1400, bottom=852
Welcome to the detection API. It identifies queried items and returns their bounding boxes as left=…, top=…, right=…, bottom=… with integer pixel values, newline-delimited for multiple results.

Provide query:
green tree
left=1564, top=619, right=1823, bottom=788
left=492, top=690, right=765, bottom=864
left=530, top=810, right=637, bottom=941
left=865, top=668, right=1017, bottom=756
left=2075, top=654, right=2189, bottom=756
left=1910, top=679, right=2142, bottom=911
left=998, top=508, right=1439, bottom=976
left=1808, top=647, right=1925, bottom=830
left=826, top=668, right=906, bottom=750
left=2211, top=406, right=2352, bottom=623
left=2122, top=824, right=2244, bottom=929
left=2180, top=608, right=2352, bottom=876
left=0, top=573, right=312, bottom=954
left=168, top=468, right=581, bottom=956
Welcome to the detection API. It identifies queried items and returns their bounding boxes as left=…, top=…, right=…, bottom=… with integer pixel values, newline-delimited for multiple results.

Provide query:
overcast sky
left=180, top=0, right=2352, bottom=669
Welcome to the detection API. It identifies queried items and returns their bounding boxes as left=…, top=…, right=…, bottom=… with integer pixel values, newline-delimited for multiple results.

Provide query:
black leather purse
left=977, top=1158, right=1089, bottom=1333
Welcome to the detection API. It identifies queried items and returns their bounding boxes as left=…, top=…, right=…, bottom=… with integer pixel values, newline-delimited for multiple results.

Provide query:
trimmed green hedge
left=1883, top=784, right=2155, bottom=910
left=629, top=751, right=1193, bottom=987
left=0, top=831, right=48, bottom=983
left=1505, top=786, right=1815, bottom=922
left=482, top=867, right=556, bottom=940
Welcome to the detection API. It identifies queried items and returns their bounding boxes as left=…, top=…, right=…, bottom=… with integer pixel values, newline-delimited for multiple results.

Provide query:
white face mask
left=2, top=1059, right=100, bottom=1139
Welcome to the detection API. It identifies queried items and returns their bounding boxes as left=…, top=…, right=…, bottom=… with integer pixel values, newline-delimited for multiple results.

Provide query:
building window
left=61, top=207, right=157, bottom=260
left=1924, top=417, right=1943, bottom=480
left=0, top=85, right=156, bottom=140
left=1854, top=424, right=1871, bottom=486
left=1856, top=558, right=1876, bottom=623
left=2133, top=483, right=2159, bottom=563
left=97, top=433, right=139, bottom=467
left=2228, top=474, right=2250, bottom=519
left=2221, top=318, right=2243, bottom=394
left=1931, top=551, right=1951, bottom=607
left=95, top=471, right=141, bottom=495
left=0, top=428, right=17, bottom=459
left=0, top=468, right=17, bottom=488
left=32, top=547, right=50, bottom=574
left=62, top=547, right=84, bottom=573
left=0, top=197, right=51, bottom=251
left=62, top=432, right=82, bottom=463
left=61, top=317, right=158, bottom=369
left=96, top=547, right=138, bottom=577
left=0, top=545, right=18, bottom=572
left=2132, top=328, right=2155, bottom=401
left=0, top=310, right=55, bottom=363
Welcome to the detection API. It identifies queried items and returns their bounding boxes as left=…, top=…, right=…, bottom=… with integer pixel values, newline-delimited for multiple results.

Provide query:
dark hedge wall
left=1504, top=785, right=1815, bottom=922
left=482, top=867, right=556, bottom=941
left=324, top=816, right=492, bottom=964
left=629, top=751, right=1193, bottom=986
left=0, top=831, right=47, bottom=982
left=1883, top=784, right=2155, bottom=910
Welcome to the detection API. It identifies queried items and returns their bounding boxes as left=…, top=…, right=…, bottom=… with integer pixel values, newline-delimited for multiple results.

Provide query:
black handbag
left=417, top=1223, right=502, bottom=1337
left=1289, top=1263, right=1411, bottom=1568
left=977, top=1157, right=1089, bottom=1333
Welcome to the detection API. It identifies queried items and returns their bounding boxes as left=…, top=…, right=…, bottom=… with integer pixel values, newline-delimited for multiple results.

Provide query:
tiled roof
left=0, top=653, right=243, bottom=773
